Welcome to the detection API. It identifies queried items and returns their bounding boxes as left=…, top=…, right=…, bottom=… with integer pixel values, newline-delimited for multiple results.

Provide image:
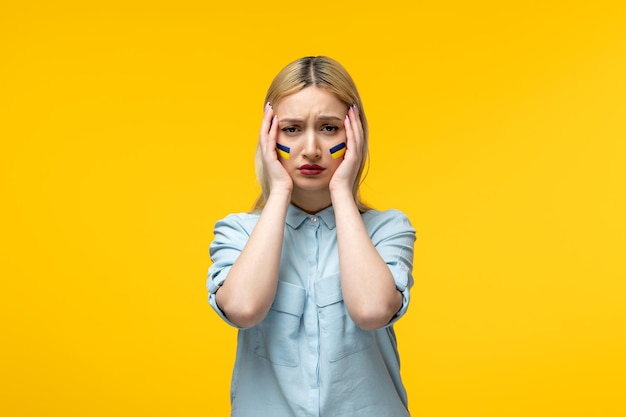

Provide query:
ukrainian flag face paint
left=276, top=143, right=291, bottom=159
left=329, top=142, right=346, bottom=159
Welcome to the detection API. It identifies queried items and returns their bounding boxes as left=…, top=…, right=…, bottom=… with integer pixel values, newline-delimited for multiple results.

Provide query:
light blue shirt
left=207, top=204, right=416, bottom=417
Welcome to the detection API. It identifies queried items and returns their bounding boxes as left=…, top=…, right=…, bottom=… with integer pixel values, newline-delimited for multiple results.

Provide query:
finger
left=351, top=104, right=364, bottom=140
left=346, top=105, right=363, bottom=157
left=261, top=103, right=273, bottom=133
left=344, top=112, right=354, bottom=152
left=260, top=104, right=274, bottom=153
left=266, top=115, right=279, bottom=158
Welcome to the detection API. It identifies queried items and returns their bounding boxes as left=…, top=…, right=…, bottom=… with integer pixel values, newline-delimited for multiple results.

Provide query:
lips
left=299, top=164, right=325, bottom=176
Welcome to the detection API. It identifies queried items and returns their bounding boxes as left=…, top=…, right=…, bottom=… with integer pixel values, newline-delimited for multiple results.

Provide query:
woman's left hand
left=329, top=104, right=364, bottom=194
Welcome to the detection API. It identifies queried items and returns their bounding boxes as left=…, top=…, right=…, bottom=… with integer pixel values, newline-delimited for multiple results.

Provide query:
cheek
left=327, top=156, right=344, bottom=174
left=278, top=157, right=294, bottom=173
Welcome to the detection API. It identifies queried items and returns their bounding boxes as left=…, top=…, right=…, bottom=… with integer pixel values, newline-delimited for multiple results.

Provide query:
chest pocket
left=315, top=274, right=374, bottom=362
left=254, top=280, right=305, bottom=367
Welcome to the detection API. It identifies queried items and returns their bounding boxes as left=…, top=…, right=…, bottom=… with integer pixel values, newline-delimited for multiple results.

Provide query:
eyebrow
left=278, top=118, right=304, bottom=124
left=279, top=115, right=344, bottom=124
left=318, top=115, right=344, bottom=122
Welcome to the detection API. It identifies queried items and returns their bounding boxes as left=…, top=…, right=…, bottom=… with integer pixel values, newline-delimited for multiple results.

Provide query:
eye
left=281, top=126, right=299, bottom=134
left=321, top=125, right=339, bottom=133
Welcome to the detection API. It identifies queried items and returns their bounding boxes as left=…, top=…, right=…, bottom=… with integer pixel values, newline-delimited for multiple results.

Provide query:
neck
left=290, top=189, right=332, bottom=214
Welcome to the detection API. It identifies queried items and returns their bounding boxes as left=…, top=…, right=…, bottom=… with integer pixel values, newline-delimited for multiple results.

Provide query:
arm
left=330, top=105, right=412, bottom=330
left=332, top=192, right=404, bottom=330
left=214, top=104, right=293, bottom=328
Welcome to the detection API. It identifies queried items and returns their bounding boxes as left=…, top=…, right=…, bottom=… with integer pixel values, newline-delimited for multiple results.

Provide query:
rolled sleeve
left=386, top=260, right=412, bottom=326
left=207, top=214, right=256, bottom=328
left=365, top=209, right=416, bottom=326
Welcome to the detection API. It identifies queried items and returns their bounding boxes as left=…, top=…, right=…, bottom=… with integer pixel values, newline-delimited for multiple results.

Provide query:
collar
left=285, top=204, right=336, bottom=230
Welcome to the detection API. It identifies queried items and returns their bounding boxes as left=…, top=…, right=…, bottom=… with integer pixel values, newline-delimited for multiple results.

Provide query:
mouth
left=299, top=164, right=325, bottom=176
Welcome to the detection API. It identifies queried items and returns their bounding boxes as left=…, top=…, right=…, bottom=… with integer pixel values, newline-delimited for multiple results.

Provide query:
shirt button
left=310, top=216, right=318, bottom=223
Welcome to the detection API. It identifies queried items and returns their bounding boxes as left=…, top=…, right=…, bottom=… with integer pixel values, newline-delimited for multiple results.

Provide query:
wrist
left=329, top=185, right=354, bottom=203
left=267, top=187, right=293, bottom=202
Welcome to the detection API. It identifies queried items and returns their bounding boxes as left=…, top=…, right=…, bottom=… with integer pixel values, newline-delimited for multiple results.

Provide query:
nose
left=302, top=129, right=321, bottom=160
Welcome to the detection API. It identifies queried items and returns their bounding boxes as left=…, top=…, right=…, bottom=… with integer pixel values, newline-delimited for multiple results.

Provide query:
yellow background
left=2, top=1, right=625, bottom=416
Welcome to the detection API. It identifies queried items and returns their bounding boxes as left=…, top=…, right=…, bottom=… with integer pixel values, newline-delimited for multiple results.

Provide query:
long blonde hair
left=252, top=56, right=370, bottom=212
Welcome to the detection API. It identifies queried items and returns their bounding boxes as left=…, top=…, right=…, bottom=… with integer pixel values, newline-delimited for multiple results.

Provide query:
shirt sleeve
left=207, top=214, right=253, bottom=328
left=365, top=209, right=416, bottom=327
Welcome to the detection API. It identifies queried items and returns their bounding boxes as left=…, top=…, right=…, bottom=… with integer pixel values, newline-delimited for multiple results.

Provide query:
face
left=274, top=87, right=348, bottom=196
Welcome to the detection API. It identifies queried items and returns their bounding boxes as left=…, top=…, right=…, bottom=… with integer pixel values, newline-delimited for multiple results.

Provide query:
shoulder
left=362, top=208, right=412, bottom=226
left=361, top=209, right=415, bottom=239
left=213, top=212, right=260, bottom=236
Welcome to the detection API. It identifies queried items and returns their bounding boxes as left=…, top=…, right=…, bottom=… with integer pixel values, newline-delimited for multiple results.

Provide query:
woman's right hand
left=215, top=103, right=292, bottom=328
left=259, top=103, right=293, bottom=195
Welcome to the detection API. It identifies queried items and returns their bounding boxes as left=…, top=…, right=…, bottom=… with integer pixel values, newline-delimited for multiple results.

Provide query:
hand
left=259, top=103, right=293, bottom=195
left=329, top=104, right=364, bottom=194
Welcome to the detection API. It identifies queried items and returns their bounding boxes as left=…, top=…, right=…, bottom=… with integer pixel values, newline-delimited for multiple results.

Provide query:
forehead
left=275, top=87, right=346, bottom=117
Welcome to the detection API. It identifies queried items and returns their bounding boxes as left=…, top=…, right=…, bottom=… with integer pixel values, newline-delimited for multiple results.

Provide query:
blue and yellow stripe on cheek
left=329, top=142, right=346, bottom=159
left=276, top=143, right=291, bottom=159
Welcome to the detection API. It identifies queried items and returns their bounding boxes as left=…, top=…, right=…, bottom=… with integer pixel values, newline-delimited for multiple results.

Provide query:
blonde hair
left=252, top=56, right=370, bottom=212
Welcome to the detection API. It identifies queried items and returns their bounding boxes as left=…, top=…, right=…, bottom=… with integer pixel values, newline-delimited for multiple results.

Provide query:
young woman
left=207, top=56, right=416, bottom=417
